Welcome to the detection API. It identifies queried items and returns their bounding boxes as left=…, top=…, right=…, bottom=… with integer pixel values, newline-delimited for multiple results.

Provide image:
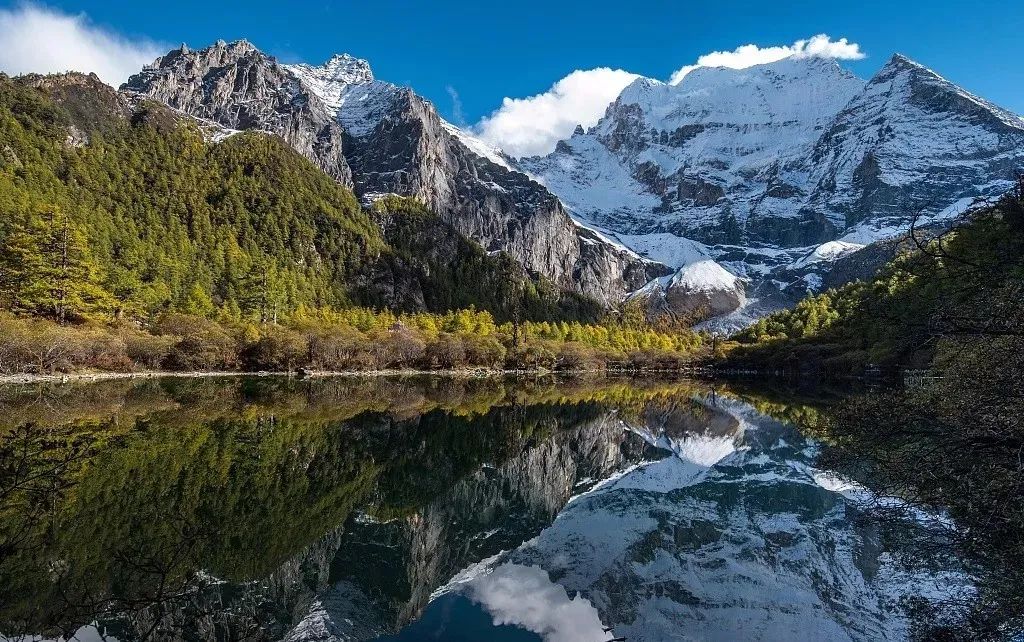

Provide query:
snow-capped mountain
left=123, top=41, right=661, bottom=305
left=805, top=54, right=1024, bottom=241
left=521, top=56, right=865, bottom=245
left=518, top=53, right=1024, bottom=323
left=120, top=42, right=1024, bottom=324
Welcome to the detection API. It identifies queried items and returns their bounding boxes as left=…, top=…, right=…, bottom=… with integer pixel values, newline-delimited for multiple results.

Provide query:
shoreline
left=0, top=366, right=708, bottom=386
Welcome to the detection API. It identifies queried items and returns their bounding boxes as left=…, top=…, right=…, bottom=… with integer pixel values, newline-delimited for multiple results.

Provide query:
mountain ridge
left=123, top=41, right=663, bottom=306
left=105, top=41, right=1024, bottom=326
left=516, top=51, right=1024, bottom=325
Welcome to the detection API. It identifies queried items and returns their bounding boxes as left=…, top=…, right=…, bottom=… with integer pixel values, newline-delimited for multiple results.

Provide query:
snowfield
left=513, top=52, right=1024, bottom=325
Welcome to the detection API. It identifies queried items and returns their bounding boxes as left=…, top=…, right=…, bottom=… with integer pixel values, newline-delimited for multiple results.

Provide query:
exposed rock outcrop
left=124, top=41, right=662, bottom=305
left=124, top=40, right=353, bottom=184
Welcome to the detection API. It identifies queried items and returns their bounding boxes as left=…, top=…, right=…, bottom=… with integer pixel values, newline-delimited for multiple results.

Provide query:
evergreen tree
left=0, top=207, right=116, bottom=322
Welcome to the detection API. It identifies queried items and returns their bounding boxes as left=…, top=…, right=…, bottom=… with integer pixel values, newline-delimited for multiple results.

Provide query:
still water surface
left=0, top=376, right=965, bottom=641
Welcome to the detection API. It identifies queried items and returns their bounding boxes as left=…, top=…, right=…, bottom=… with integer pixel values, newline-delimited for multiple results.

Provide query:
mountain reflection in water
left=0, top=376, right=964, bottom=642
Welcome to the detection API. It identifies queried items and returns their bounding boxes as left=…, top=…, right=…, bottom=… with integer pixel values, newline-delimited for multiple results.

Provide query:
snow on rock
left=612, top=232, right=713, bottom=269
left=441, top=120, right=513, bottom=170
left=791, top=240, right=865, bottom=269
left=284, top=54, right=402, bottom=137
left=518, top=55, right=865, bottom=245
left=631, top=258, right=746, bottom=321
left=284, top=54, right=374, bottom=109
left=669, top=259, right=742, bottom=293
left=803, top=54, right=1024, bottom=233
left=516, top=51, right=1024, bottom=328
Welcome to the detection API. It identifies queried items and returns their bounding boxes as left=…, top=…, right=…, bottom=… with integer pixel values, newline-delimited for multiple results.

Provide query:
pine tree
left=0, top=208, right=116, bottom=322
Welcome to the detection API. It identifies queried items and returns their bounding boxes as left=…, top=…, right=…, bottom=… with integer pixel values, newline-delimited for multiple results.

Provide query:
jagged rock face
left=303, top=61, right=661, bottom=304
left=122, top=40, right=352, bottom=185
left=124, top=41, right=659, bottom=305
left=340, top=89, right=609, bottom=295
left=518, top=53, right=1024, bottom=312
left=805, top=54, right=1024, bottom=236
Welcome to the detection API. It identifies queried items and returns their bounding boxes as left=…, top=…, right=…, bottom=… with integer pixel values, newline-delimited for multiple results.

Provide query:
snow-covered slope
left=517, top=53, right=1024, bottom=322
left=284, top=54, right=401, bottom=137
left=519, top=56, right=865, bottom=244
left=632, top=258, right=747, bottom=320
left=804, top=54, right=1024, bottom=236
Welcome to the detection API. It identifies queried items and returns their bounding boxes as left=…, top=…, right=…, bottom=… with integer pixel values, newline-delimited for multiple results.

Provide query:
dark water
left=0, top=376, right=968, bottom=642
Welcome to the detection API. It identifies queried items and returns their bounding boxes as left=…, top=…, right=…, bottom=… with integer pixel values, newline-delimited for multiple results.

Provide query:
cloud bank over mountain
left=668, top=34, right=865, bottom=84
left=0, top=4, right=165, bottom=86
left=473, top=67, right=641, bottom=158
left=474, top=34, right=865, bottom=157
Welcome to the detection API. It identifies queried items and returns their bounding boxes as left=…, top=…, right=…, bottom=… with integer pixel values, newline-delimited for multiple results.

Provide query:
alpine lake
left=0, top=374, right=996, bottom=641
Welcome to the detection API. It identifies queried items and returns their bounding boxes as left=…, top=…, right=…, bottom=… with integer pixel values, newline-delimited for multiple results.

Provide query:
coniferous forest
left=0, top=73, right=702, bottom=374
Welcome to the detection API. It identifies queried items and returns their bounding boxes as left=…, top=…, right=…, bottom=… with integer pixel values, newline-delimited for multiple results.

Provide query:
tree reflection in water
left=0, top=375, right=1014, bottom=641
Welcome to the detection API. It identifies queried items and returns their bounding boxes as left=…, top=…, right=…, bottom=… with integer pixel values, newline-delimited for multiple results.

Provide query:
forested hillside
left=728, top=186, right=1024, bottom=375
left=0, top=72, right=609, bottom=326
left=0, top=72, right=382, bottom=321
left=0, top=72, right=703, bottom=374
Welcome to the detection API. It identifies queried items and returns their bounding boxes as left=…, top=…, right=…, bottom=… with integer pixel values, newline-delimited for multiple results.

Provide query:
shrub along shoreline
left=0, top=367, right=704, bottom=386
left=0, top=306, right=705, bottom=378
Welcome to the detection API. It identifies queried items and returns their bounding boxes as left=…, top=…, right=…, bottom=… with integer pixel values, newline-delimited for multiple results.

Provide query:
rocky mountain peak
left=215, top=38, right=258, bottom=55
left=881, top=52, right=924, bottom=71
left=150, top=39, right=261, bottom=71
left=674, top=54, right=859, bottom=90
left=319, top=53, right=375, bottom=84
left=123, top=40, right=353, bottom=184
left=129, top=39, right=272, bottom=90
left=864, top=52, right=1024, bottom=130
left=869, top=52, right=944, bottom=86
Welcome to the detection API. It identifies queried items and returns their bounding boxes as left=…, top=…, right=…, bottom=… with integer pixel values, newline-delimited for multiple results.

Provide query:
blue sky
left=1, top=0, right=1022, bottom=154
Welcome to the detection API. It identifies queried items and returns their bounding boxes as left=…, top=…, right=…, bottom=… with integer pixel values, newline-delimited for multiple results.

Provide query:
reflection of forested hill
left=0, top=375, right=696, bottom=640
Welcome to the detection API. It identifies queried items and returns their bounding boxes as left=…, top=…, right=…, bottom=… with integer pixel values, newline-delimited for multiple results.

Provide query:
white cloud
left=0, top=4, right=165, bottom=86
left=446, top=84, right=465, bottom=126
left=465, top=563, right=606, bottom=642
left=669, top=34, right=865, bottom=84
left=475, top=35, right=863, bottom=157
left=474, top=67, right=640, bottom=158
